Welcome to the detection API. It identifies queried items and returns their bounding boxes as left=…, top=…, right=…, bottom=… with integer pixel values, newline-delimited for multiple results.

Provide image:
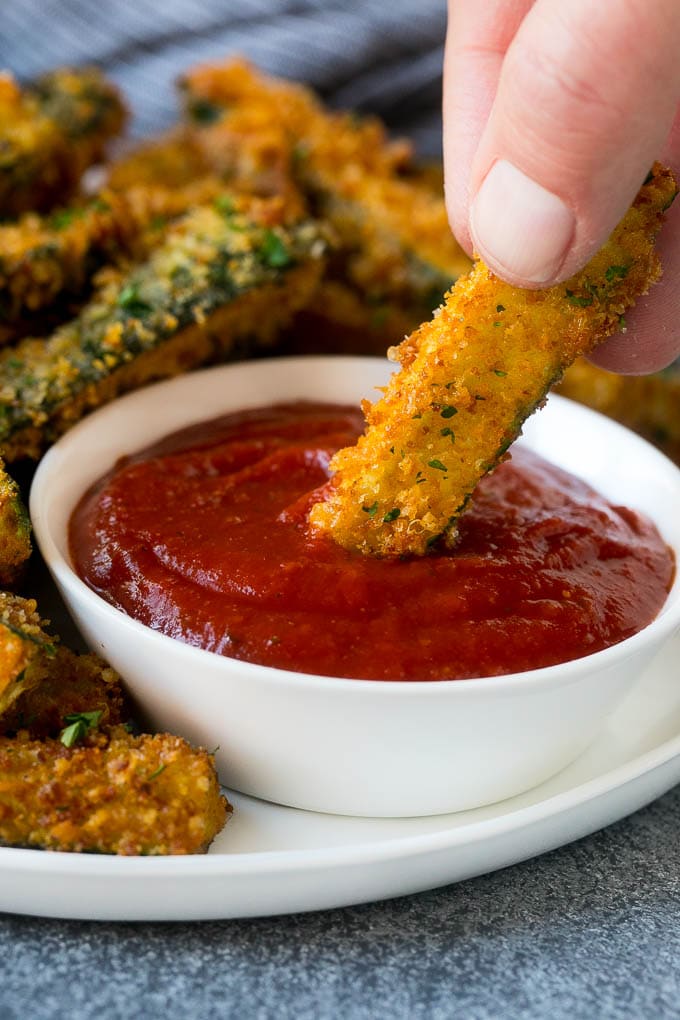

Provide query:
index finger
left=443, top=0, right=532, bottom=256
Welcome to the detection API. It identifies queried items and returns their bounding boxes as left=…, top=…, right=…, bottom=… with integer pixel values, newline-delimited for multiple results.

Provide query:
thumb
left=468, top=0, right=680, bottom=288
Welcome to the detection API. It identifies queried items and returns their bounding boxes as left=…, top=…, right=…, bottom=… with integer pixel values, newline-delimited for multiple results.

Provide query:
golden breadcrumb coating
left=181, top=60, right=467, bottom=317
left=0, top=459, right=31, bottom=587
left=0, top=67, right=126, bottom=217
left=0, top=179, right=247, bottom=343
left=0, top=644, right=128, bottom=739
left=310, top=165, right=677, bottom=556
left=0, top=594, right=54, bottom=717
left=0, top=726, right=229, bottom=854
left=0, top=202, right=325, bottom=460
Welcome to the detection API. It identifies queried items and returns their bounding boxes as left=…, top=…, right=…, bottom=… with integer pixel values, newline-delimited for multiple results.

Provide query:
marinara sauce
left=70, top=402, right=674, bottom=681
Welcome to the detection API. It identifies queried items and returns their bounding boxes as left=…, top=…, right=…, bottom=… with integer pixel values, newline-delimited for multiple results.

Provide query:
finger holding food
left=309, top=165, right=677, bottom=556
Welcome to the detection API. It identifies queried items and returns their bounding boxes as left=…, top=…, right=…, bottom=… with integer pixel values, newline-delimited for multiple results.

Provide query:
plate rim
left=2, top=685, right=679, bottom=879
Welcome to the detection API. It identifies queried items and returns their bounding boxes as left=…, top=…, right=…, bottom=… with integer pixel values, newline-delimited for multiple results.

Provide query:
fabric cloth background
left=0, top=0, right=447, bottom=155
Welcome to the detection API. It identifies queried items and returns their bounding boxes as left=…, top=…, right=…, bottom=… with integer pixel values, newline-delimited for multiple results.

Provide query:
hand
left=443, top=0, right=680, bottom=373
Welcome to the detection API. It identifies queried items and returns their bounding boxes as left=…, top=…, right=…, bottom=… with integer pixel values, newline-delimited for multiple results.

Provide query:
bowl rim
left=30, top=355, right=680, bottom=698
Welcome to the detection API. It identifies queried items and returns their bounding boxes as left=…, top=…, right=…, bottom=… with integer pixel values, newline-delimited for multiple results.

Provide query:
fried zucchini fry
left=106, top=129, right=212, bottom=192
left=0, top=459, right=31, bottom=586
left=0, top=644, right=127, bottom=738
left=310, top=165, right=677, bottom=556
left=0, top=179, right=230, bottom=342
left=0, top=726, right=229, bottom=854
left=0, top=67, right=126, bottom=217
left=181, top=61, right=467, bottom=320
left=0, top=202, right=325, bottom=460
left=0, top=594, right=55, bottom=716
left=558, top=357, right=680, bottom=465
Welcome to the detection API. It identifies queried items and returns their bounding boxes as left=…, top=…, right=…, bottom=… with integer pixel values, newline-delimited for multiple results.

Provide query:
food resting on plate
left=309, top=166, right=677, bottom=556
left=0, top=201, right=325, bottom=461
left=0, top=459, right=31, bottom=587
left=0, top=430, right=228, bottom=853
left=0, top=67, right=126, bottom=217
left=0, top=727, right=228, bottom=855
left=0, top=57, right=676, bottom=852
left=0, top=178, right=233, bottom=344
left=180, top=61, right=471, bottom=342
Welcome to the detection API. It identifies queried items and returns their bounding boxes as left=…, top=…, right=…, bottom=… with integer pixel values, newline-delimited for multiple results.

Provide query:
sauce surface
left=70, top=402, right=674, bottom=681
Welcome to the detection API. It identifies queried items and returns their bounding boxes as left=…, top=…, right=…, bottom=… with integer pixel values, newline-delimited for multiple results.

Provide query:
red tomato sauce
left=70, top=402, right=674, bottom=681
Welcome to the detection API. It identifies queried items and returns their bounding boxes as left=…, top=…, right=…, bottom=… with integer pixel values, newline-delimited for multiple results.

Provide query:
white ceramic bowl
left=30, top=357, right=680, bottom=817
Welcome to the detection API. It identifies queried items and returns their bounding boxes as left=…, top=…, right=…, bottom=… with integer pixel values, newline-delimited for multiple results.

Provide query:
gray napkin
left=0, top=0, right=446, bottom=154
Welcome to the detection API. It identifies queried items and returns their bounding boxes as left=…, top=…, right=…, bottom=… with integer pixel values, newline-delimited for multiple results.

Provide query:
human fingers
left=443, top=0, right=532, bottom=257
left=467, top=0, right=680, bottom=288
left=589, top=107, right=680, bottom=374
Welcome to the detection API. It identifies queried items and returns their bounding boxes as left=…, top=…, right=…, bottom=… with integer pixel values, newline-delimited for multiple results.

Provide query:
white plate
left=2, top=631, right=679, bottom=921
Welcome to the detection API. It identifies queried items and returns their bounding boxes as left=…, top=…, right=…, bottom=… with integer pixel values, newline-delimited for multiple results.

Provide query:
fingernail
left=470, top=160, right=575, bottom=284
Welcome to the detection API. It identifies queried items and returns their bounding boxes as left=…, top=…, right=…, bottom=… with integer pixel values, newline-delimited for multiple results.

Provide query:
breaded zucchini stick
left=310, top=165, right=677, bottom=556
left=0, top=67, right=126, bottom=217
left=0, top=644, right=128, bottom=739
left=0, top=179, right=231, bottom=342
left=0, top=202, right=325, bottom=460
left=180, top=61, right=467, bottom=319
left=558, top=357, right=680, bottom=465
left=0, top=594, right=55, bottom=716
left=0, top=726, right=229, bottom=854
left=106, top=129, right=212, bottom=192
left=0, top=459, right=31, bottom=586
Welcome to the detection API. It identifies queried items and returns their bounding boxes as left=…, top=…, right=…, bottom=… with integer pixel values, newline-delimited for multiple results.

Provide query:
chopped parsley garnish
left=618, top=314, right=627, bottom=331
left=189, top=98, right=222, bottom=124
left=440, top=405, right=457, bottom=419
left=60, top=710, right=103, bottom=748
left=49, top=209, right=75, bottom=230
left=362, top=501, right=378, bottom=517
left=565, top=289, right=594, bottom=308
left=440, top=427, right=455, bottom=441
left=411, top=412, right=422, bottom=419
left=605, top=264, right=629, bottom=282
left=147, top=764, right=166, bottom=781
left=214, top=195, right=235, bottom=217
left=118, top=283, right=152, bottom=317
left=260, top=229, right=291, bottom=268
left=493, top=369, right=507, bottom=377
left=428, top=459, right=447, bottom=472
left=644, top=169, right=655, bottom=185
left=496, top=304, right=505, bottom=313
left=383, top=507, right=401, bottom=523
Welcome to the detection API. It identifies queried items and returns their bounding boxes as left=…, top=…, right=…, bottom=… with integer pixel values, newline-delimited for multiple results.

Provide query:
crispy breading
left=107, top=129, right=212, bottom=191
left=0, top=594, right=55, bottom=717
left=180, top=60, right=467, bottom=321
left=0, top=459, right=31, bottom=587
left=310, top=165, right=677, bottom=556
left=0, top=67, right=126, bottom=217
left=0, top=644, right=128, bottom=739
left=0, top=725, right=229, bottom=854
left=0, top=180, right=239, bottom=343
left=558, top=357, right=680, bottom=464
left=0, top=202, right=325, bottom=460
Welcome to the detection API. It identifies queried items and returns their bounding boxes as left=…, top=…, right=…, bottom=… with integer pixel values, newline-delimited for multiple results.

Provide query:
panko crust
left=310, top=165, right=677, bottom=556
left=0, top=726, right=230, bottom=854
